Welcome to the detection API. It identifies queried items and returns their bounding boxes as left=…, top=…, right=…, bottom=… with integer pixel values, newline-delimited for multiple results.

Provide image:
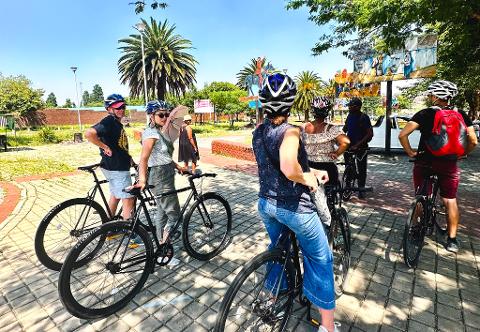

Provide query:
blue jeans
left=258, top=197, right=335, bottom=310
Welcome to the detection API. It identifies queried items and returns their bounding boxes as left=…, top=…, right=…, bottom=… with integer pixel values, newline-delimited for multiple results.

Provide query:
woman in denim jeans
left=252, top=73, right=337, bottom=332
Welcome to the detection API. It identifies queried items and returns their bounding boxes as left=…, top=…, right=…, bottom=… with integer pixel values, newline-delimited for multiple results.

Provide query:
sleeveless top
left=252, top=118, right=315, bottom=213
left=303, top=123, right=344, bottom=163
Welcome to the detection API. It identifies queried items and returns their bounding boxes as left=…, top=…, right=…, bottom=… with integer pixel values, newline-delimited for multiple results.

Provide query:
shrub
left=38, top=127, right=58, bottom=143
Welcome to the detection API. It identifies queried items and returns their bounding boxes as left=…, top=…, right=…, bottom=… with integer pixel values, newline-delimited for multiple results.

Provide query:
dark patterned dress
left=178, top=125, right=199, bottom=163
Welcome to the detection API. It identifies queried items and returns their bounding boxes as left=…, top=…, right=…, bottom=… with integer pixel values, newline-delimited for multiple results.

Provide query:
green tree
left=286, top=0, right=480, bottom=118
left=118, top=18, right=197, bottom=101
left=46, top=92, right=57, bottom=107
left=131, top=1, right=168, bottom=14
left=63, top=99, right=74, bottom=108
left=292, top=71, right=321, bottom=121
left=82, top=91, right=90, bottom=106
left=0, top=74, right=44, bottom=116
left=90, top=84, right=104, bottom=104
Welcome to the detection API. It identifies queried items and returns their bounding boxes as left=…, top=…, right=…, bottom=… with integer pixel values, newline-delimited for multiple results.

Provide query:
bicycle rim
left=403, top=199, right=426, bottom=268
left=331, top=213, right=350, bottom=297
left=341, top=171, right=355, bottom=201
left=59, top=221, right=154, bottom=319
left=215, top=250, right=295, bottom=332
left=35, top=198, right=108, bottom=271
left=183, top=193, right=232, bottom=260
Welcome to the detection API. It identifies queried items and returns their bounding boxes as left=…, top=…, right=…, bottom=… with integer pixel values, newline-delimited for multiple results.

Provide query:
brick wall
left=39, top=109, right=146, bottom=126
left=211, top=140, right=255, bottom=161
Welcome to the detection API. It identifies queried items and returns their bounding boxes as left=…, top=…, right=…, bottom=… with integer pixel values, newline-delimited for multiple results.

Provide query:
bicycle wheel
left=403, top=197, right=426, bottom=268
left=337, top=207, right=351, bottom=248
left=182, top=192, right=232, bottom=261
left=35, top=198, right=109, bottom=271
left=58, top=221, right=154, bottom=319
left=214, top=249, right=295, bottom=332
left=341, top=167, right=356, bottom=201
left=330, top=209, right=350, bottom=298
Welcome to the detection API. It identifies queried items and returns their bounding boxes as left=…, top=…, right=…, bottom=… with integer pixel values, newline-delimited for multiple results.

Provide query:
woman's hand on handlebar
left=129, top=179, right=146, bottom=191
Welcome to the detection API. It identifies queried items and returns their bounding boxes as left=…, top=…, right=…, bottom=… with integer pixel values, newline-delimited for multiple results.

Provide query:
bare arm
left=136, top=138, right=156, bottom=189
left=85, top=128, right=112, bottom=156
left=465, top=126, right=478, bottom=155
left=279, top=127, right=328, bottom=190
left=330, top=133, right=350, bottom=159
left=186, top=126, right=198, bottom=151
left=398, top=121, right=420, bottom=158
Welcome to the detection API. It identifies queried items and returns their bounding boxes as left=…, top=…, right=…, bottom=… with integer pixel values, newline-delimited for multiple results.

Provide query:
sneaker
left=106, top=231, right=125, bottom=241
left=446, top=237, right=459, bottom=253
left=358, top=191, right=366, bottom=199
left=318, top=322, right=341, bottom=332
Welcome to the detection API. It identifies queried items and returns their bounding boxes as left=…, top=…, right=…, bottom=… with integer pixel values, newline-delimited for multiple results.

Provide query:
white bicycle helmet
left=426, top=80, right=458, bottom=101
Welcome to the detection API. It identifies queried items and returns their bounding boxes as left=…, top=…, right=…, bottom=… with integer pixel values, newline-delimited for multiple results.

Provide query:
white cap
left=184, top=115, right=192, bottom=121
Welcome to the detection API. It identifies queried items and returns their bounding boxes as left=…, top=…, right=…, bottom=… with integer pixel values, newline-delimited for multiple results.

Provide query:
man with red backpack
left=399, top=80, right=478, bottom=252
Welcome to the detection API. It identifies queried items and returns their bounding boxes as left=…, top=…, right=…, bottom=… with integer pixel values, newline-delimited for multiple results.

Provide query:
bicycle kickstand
left=305, top=299, right=320, bottom=327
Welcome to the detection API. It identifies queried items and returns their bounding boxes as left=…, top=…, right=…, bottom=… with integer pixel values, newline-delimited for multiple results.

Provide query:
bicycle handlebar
left=179, top=170, right=217, bottom=180
left=78, top=163, right=102, bottom=172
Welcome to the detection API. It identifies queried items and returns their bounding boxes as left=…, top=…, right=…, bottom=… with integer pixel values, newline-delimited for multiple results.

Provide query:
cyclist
left=252, top=73, right=337, bottom=332
left=85, top=94, right=135, bottom=220
left=398, top=80, right=478, bottom=252
left=134, top=100, right=185, bottom=248
left=303, top=96, right=350, bottom=186
left=342, top=97, right=373, bottom=198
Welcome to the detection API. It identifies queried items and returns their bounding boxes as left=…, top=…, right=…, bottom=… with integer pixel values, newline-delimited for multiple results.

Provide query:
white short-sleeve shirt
left=142, top=127, right=173, bottom=167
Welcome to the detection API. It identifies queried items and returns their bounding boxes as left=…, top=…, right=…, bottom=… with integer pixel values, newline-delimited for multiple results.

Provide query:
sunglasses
left=112, top=105, right=126, bottom=111
left=155, top=112, right=170, bottom=119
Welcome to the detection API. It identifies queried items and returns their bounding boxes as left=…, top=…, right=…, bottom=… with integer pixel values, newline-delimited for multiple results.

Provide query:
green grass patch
left=0, top=156, right=74, bottom=181
left=192, top=121, right=251, bottom=137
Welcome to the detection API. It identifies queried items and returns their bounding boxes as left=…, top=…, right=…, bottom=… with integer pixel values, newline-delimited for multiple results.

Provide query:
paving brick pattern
left=1, top=151, right=480, bottom=331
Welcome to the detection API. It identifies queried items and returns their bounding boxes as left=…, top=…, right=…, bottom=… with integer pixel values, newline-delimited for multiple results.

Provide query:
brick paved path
left=1, top=151, right=480, bottom=331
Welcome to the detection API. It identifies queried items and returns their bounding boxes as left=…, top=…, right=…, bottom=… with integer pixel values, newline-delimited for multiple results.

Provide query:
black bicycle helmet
left=311, top=96, right=332, bottom=119
left=259, top=73, right=296, bottom=116
left=104, top=94, right=125, bottom=109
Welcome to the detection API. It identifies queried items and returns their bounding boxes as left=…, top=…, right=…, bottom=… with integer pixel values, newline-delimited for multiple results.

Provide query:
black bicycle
left=403, top=163, right=447, bottom=268
left=34, top=163, right=145, bottom=271
left=58, top=171, right=232, bottom=319
left=341, top=150, right=368, bottom=201
left=214, top=186, right=369, bottom=331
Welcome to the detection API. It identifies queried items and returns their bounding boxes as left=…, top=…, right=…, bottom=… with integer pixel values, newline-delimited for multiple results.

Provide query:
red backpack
left=424, top=108, right=467, bottom=157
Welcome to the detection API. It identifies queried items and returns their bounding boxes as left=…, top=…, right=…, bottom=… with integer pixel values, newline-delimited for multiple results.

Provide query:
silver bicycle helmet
left=426, top=80, right=458, bottom=101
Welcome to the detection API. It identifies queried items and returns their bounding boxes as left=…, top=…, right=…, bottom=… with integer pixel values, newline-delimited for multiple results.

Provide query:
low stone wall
left=40, top=109, right=146, bottom=126
left=211, top=139, right=255, bottom=161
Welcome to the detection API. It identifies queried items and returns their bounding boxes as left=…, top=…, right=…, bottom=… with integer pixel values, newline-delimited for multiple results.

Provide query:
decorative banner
left=351, top=34, right=437, bottom=83
left=244, top=57, right=276, bottom=109
left=194, top=99, right=214, bottom=113
left=334, top=71, right=381, bottom=98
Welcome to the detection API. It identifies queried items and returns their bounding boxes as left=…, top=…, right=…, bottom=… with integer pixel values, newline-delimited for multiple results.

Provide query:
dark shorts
left=413, top=160, right=460, bottom=199
left=308, top=161, right=340, bottom=186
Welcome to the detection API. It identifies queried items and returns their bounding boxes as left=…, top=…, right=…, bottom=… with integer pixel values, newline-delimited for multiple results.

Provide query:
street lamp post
left=134, top=22, right=148, bottom=106
left=70, top=66, right=82, bottom=131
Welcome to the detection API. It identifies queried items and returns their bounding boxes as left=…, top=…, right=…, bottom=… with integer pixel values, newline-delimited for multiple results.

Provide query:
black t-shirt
left=411, top=107, right=472, bottom=161
left=92, top=115, right=131, bottom=171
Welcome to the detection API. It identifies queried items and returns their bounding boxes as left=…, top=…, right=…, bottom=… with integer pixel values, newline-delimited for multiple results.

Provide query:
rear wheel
left=182, top=192, right=232, bottom=261
left=341, top=167, right=356, bottom=201
left=58, top=221, right=154, bottom=319
left=214, top=249, right=295, bottom=332
left=35, top=198, right=108, bottom=271
left=330, top=210, right=350, bottom=297
left=403, top=198, right=426, bottom=268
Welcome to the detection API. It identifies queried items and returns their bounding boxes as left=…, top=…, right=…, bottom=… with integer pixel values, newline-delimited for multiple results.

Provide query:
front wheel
left=330, top=209, right=351, bottom=298
left=182, top=192, right=232, bottom=261
left=34, top=198, right=109, bottom=271
left=214, top=249, right=295, bottom=332
left=403, top=198, right=426, bottom=268
left=58, top=221, right=154, bottom=319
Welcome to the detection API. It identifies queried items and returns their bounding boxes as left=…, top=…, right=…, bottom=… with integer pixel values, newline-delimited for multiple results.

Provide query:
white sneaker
left=318, top=322, right=341, bottom=332
left=167, top=257, right=180, bottom=267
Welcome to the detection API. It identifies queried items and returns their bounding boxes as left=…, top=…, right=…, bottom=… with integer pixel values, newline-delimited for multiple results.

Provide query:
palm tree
left=235, top=57, right=268, bottom=89
left=292, top=71, right=321, bottom=121
left=118, top=18, right=197, bottom=101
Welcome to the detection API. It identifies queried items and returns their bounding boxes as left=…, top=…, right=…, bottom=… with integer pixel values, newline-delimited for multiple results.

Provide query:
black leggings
left=308, top=161, right=340, bottom=186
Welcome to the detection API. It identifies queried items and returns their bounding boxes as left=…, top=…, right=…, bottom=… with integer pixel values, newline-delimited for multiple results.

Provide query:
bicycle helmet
left=426, top=80, right=458, bottom=101
left=312, top=96, right=332, bottom=118
left=146, top=100, right=170, bottom=114
left=259, top=73, right=296, bottom=115
left=104, top=94, right=125, bottom=109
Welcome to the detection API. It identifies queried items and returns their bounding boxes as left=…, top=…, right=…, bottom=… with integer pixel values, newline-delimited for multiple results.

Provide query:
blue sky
left=0, top=0, right=353, bottom=105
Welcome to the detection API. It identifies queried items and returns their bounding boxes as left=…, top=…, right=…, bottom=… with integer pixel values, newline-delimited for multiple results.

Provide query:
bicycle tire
left=330, top=209, right=350, bottom=297
left=182, top=192, right=232, bottom=261
left=403, top=197, right=426, bottom=268
left=34, top=198, right=109, bottom=271
left=58, top=221, right=154, bottom=319
left=341, top=167, right=356, bottom=201
left=214, top=249, right=295, bottom=332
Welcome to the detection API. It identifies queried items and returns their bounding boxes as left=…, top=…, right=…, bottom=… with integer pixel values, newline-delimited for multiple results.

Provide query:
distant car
left=369, top=114, right=420, bottom=150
